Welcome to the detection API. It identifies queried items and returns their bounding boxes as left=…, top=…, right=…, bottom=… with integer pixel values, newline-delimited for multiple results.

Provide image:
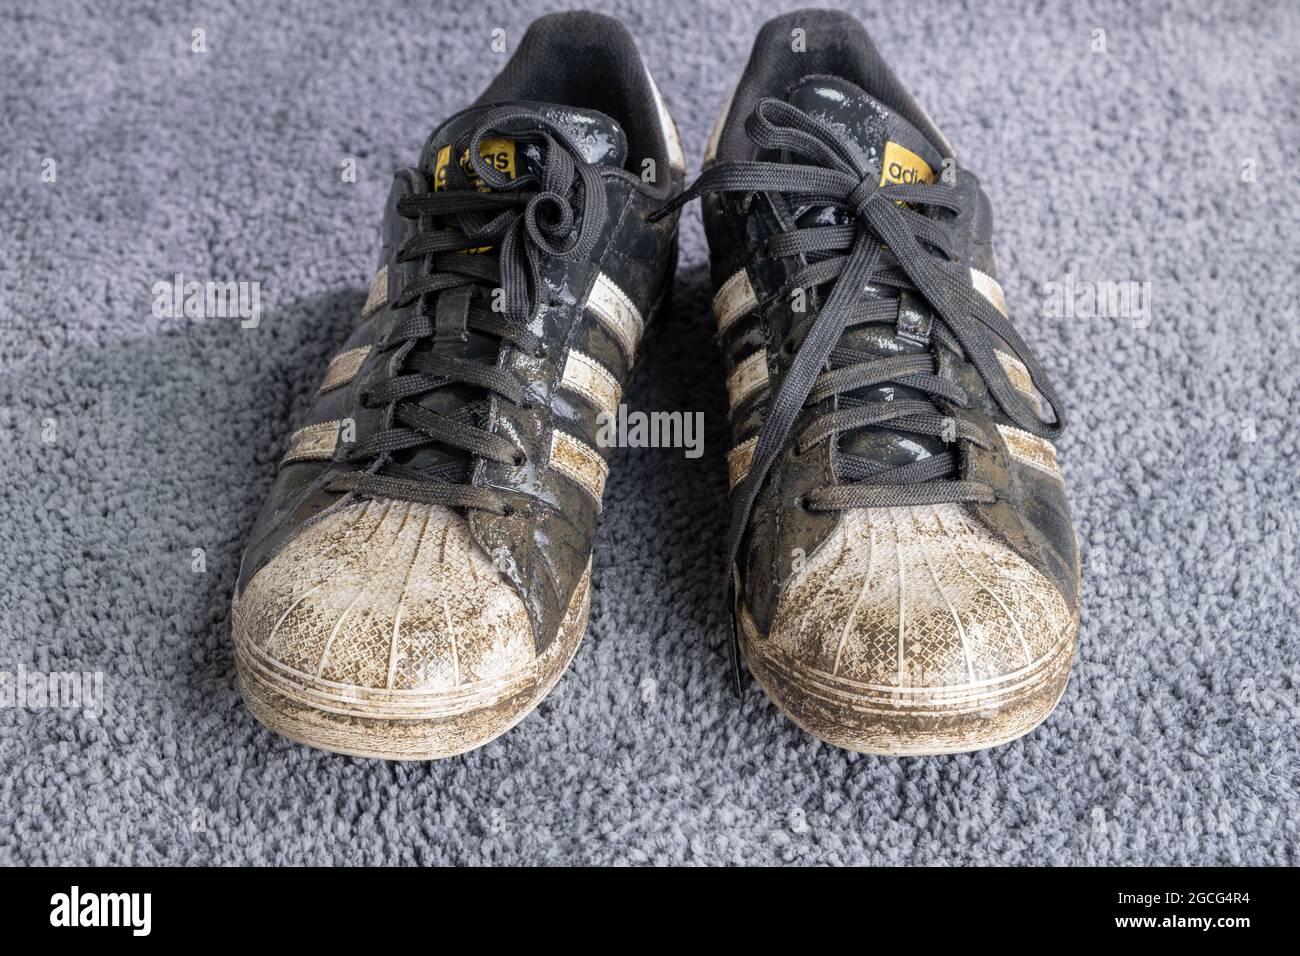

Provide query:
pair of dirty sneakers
left=231, top=10, right=1080, bottom=759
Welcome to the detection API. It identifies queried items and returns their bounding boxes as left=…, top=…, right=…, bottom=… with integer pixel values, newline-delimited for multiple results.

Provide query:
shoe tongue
left=420, top=101, right=628, bottom=187
left=781, top=76, right=942, bottom=186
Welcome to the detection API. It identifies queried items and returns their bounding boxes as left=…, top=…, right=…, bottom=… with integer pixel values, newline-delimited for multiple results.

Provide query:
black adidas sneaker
left=232, top=12, right=684, bottom=759
left=657, top=9, right=1079, bottom=754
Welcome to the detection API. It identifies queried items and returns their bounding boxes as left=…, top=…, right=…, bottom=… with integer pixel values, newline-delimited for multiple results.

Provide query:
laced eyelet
left=337, top=111, right=620, bottom=515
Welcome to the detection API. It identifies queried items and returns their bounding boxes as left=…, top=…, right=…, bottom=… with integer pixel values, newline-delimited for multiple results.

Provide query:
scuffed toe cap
left=229, top=498, right=598, bottom=759
left=771, top=503, right=1072, bottom=686
left=744, top=503, right=1078, bottom=754
left=235, top=499, right=536, bottom=691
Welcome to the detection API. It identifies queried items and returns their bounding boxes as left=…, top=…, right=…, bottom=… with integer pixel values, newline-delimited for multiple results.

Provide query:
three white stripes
left=294, top=264, right=1060, bottom=492
left=714, top=267, right=1062, bottom=486
left=552, top=272, right=641, bottom=505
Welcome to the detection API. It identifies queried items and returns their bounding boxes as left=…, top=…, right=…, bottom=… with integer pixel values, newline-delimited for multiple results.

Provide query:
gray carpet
left=2, top=0, right=1297, bottom=866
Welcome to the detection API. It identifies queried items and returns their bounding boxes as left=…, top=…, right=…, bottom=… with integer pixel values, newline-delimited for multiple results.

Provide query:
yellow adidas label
left=879, top=141, right=934, bottom=187
left=433, top=137, right=517, bottom=192
left=434, top=137, right=517, bottom=253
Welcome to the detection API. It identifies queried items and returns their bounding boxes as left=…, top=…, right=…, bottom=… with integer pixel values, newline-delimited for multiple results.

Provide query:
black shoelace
left=652, top=98, right=1066, bottom=686
left=327, top=106, right=607, bottom=515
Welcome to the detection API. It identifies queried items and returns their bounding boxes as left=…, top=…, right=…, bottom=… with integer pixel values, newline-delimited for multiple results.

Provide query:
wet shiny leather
left=703, top=78, right=1080, bottom=635
left=238, top=112, right=681, bottom=657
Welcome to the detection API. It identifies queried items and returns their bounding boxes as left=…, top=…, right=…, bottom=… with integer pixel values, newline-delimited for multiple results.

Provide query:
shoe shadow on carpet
left=0, top=275, right=738, bottom=747
left=0, top=288, right=363, bottom=736
left=592, top=260, right=733, bottom=675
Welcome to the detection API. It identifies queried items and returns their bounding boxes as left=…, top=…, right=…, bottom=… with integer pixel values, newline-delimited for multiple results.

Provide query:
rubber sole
left=739, top=599, right=1078, bottom=756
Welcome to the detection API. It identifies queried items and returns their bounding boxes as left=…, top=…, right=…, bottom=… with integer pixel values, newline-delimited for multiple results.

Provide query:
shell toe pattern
left=232, top=499, right=589, bottom=759
left=742, top=503, right=1078, bottom=755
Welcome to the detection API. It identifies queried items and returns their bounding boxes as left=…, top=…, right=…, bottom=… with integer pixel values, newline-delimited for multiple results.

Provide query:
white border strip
left=714, top=269, right=757, bottom=334
left=646, top=71, right=686, bottom=172
left=727, top=435, right=758, bottom=490
left=560, top=350, right=622, bottom=419
left=997, top=424, right=1062, bottom=482
left=318, top=346, right=371, bottom=395
left=727, top=351, right=769, bottom=412
left=970, top=267, right=1007, bottom=318
left=586, top=272, right=644, bottom=363
left=360, top=265, right=388, bottom=320
left=281, top=420, right=341, bottom=466
left=550, top=431, right=609, bottom=505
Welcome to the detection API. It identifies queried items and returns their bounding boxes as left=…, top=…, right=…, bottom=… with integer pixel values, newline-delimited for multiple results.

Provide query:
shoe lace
left=327, top=105, right=608, bottom=515
left=652, top=97, right=1066, bottom=684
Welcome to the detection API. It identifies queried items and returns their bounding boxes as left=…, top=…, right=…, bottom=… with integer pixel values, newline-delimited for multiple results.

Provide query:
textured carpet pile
left=1, top=0, right=1297, bottom=864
